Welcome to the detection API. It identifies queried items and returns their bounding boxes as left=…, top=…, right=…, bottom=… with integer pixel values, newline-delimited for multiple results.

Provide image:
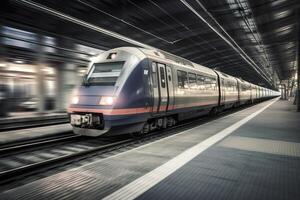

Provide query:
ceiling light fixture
left=14, top=60, right=24, bottom=64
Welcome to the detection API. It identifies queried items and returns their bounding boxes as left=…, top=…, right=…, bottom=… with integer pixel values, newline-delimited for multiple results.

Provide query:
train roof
left=138, top=47, right=217, bottom=76
left=95, top=46, right=217, bottom=77
left=93, top=47, right=277, bottom=92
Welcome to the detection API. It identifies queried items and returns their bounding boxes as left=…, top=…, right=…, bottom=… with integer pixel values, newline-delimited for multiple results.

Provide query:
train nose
left=74, top=96, right=116, bottom=106
left=73, top=86, right=116, bottom=106
left=75, top=96, right=103, bottom=106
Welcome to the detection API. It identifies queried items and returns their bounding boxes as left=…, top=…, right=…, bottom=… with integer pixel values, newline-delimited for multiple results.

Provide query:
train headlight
left=99, top=96, right=115, bottom=105
left=72, top=96, right=79, bottom=104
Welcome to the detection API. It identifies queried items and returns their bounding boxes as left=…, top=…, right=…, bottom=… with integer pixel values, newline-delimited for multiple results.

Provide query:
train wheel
left=167, top=117, right=174, bottom=127
left=141, top=122, right=150, bottom=134
left=162, top=117, right=168, bottom=129
left=209, top=107, right=218, bottom=116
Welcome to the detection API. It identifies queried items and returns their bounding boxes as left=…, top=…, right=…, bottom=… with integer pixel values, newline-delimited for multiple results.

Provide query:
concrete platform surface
left=136, top=99, right=300, bottom=200
left=0, top=98, right=299, bottom=200
left=0, top=112, right=67, bottom=123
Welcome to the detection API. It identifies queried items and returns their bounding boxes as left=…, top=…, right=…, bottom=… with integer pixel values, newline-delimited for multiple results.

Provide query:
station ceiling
left=1, top=0, right=299, bottom=89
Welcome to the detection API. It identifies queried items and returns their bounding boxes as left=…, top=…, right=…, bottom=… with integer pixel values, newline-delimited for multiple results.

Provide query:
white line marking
left=103, top=98, right=278, bottom=200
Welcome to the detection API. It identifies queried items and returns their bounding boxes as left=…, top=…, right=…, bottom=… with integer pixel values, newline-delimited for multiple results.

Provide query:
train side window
left=225, top=81, right=229, bottom=91
left=214, top=78, right=218, bottom=90
left=205, top=77, right=212, bottom=90
left=242, top=84, right=246, bottom=91
left=177, top=70, right=188, bottom=89
left=197, top=75, right=205, bottom=90
left=211, top=77, right=216, bottom=90
left=151, top=62, right=158, bottom=88
left=159, top=66, right=166, bottom=88
left=188, top=73, right=196, bottom=89
left=230, top=82, right=233, bottom=91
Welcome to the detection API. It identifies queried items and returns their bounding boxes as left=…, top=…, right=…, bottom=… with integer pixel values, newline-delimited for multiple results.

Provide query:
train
left=68, top=47, right=280, bottom=136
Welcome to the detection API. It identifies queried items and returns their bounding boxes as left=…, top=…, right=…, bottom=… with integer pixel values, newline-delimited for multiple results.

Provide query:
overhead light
left=14, top=60, right=24, bottom=64
left=273, top=10, right=291, bottom=20
left=275, top=25, right=292, bottom=36
left=271, top=0, right=288, bottom=7
left=89, top=51, right=97, bottom=56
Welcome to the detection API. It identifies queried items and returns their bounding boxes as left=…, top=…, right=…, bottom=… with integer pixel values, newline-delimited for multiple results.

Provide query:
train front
left=68, top=47, right=149, bottom=136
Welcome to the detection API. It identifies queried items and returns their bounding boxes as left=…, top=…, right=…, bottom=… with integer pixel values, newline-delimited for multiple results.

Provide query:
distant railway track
left=0, top=102, right=259, bottom=186
left=0, top=115, right=69, bottom=132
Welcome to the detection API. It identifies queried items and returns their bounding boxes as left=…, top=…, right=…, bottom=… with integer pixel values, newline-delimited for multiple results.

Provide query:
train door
left=151, top=62, right=159, bottom=113
left=166, top=66, right=174, bottom=111
left=221, top=78, right=225, bottom=104
left=157, top=63, right=168, bottom=112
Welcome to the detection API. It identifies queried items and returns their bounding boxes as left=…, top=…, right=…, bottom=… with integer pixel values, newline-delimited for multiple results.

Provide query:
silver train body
left=68, top=47, right=280, bottom=136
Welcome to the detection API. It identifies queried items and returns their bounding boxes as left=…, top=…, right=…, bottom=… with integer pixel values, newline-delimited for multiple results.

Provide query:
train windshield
left=86, top=61, right=125, bottom=86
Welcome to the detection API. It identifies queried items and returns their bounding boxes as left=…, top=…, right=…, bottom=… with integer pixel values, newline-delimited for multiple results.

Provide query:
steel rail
left=0, top=134, right=80, bottom=156
left=0, top=139, right=133, bottom=184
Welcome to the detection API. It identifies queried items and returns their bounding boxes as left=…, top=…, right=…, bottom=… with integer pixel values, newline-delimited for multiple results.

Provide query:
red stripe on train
left=68, top=100, right=218, bottom=115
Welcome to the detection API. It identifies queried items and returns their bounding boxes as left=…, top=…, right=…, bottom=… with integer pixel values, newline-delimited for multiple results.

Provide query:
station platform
left=0, top=124, right=72, bottom=145
left=1, top=98, right=299, bottom=200
left=0, top=112, right=69, bottom=132
left=0, top=112, right=67, bottom=122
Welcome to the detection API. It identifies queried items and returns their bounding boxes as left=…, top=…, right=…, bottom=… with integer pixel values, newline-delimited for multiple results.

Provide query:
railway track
left=0, top=134, right=81, bottom=156
left=0, top=137, right=133, bottom=184
left=0, top=103, right=254, bottom=186
left=0, top=117, right=206, bottom=185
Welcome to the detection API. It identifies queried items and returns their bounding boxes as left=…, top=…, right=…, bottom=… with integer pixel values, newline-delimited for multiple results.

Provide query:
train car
left=237, top=79, right=251, bottom=105
left=172, top=58, right=220, bottom=121
left=68, top=47, right=220, bottom=136
left=258, top=86, right=263, bottom=101
left=250, top=83, right=258, bottom=103
left=214, top=72, right=239, bottom=110
left=262, top=87, right=266, bottom=99
left=68, top=47, right=279, bottom=137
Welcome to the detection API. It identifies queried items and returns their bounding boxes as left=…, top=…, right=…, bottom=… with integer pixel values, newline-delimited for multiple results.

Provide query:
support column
left=287, top=79, right=290, bottom=99
left=35, top=64, right=46, bottom=113
left=283, top=84, right=287, bottom=100
left=54, top=38, right=80, bottom=112
left=290, top=79, right=294, bottom=97
left=280, top=83, right=287, bottom=100
left=35, top=35, right=46, bottom=114
left=297, top=48, right=300, bottom=111
left=55, top=63, right=78, bottom=112
left=297, top=9, right=300, bottom=111
left=55, top=64, right=64, bottom=112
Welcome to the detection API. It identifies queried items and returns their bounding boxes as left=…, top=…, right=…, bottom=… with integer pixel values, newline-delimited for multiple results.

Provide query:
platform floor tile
left=137, top=146, right=300, bottom=200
